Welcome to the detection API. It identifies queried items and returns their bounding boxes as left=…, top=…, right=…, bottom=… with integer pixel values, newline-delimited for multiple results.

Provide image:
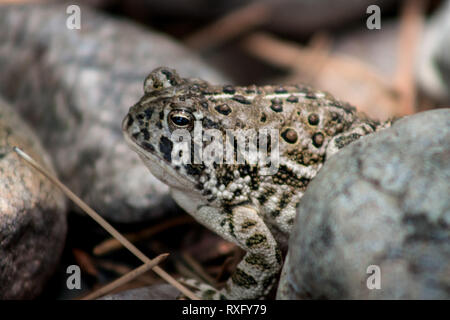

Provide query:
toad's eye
left=168, top=110, right=194, bottom=131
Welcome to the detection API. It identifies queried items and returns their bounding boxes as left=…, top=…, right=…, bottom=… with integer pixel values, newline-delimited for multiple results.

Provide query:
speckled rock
left=416, top=0, right=450, bottom=104
left=0, top=98, right=67, bottom=299
left=277, top=109, right=450, bottom=300
left=0, top=3, right=228, bottom=223
left=99, top=284, right=179, bottom=300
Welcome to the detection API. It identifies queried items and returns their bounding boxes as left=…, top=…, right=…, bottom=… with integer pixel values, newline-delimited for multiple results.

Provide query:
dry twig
left=81, top=253, right=169, bottom=300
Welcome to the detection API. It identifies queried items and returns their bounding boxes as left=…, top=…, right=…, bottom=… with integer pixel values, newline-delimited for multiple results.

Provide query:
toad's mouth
left=122, top=114, right=197, bottom=190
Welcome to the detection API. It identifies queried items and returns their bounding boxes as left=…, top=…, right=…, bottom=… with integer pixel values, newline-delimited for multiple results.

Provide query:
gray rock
left=277, top=109, right=450, bottom=299
left=416, top=0, right=450, bottom=104
left=99, top=284, right=179, bottom=300
left=0, top=3, right=228, bottom=222
left=0, top=98, right=67, bottom=299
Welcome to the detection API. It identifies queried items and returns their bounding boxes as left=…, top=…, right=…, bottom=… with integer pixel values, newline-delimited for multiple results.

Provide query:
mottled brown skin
left=122, top=67, right=390, bottom=299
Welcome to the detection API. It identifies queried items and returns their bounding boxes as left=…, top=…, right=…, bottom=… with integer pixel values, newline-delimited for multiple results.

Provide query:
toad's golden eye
left=168, top=109, right=194, bottom=131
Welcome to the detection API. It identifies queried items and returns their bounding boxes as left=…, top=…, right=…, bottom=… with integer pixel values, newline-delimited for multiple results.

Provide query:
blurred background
left=0, top=0, right=449, bottom=300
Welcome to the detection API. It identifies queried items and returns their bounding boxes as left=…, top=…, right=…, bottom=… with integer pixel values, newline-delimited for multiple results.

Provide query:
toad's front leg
left=172, top=189, right=282, bottom=300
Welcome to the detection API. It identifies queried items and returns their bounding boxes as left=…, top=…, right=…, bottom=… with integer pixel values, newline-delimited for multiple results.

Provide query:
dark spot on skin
left=257, top=187, right=276, bottom=205
left=341, top=102, right=356, bottom=113
left=312, top=132, right=325, bottom=147
left=232, top=269, right=257, bottom=288
left=306, top=93, right=316, bottom=99
left=159, top=110, right=164, bottom=120
left=160, top=69, right=174, bottom=85
left=334, top=133, right=361, bottom=149
left=156, top=121, right=162, bottom=129
left=272, top=165, right=310, bottom=189
left=287, top=95, right=298, bottom=103
left=142, top=141, right=155, bottom=152
left=127, top=115, right=134, bottom=127
left=161, top=69, right=172, bottom=77
left=287, top=218, right=294, bottom=225
left=202, top=290, right=217, bottom=300
left=270, top=98, right=283, bottom=112
left=245, top=88, right=256, bottom=94
left=308, top=113, right=320, bottom=125
left=201, top=101, right=209, bottom=109
left=271, top=209, right=281, bottom=217
left=137, top=113, right=144, bottom=120
left=246, top=234, right=267, bottom=247
left=184, top=164, right=203, bottom=176
left=257, top=194, right=268, bottom=205
left=278, top=193, right=290, bottom=210
left=223, top=85, right=236, bottom=94
left=245, top=254, right=270, bottom=269
left=263, top=276, right=275, bottom=290
left=276, top=248, right=282, bottom=264
left=329, top=101, right=356, bottom=114
left=203, top=118, right=220, bottom=129
left=241, top=219, right=257, bottom=229
left=260, top=113, right=267, bottom=122
left=141, top=128, right=150, bottom=140
left=275, top=87, right=287, bottom=94
left=159, top=136, right=173, bottom=162
left=232, top=95, right=251, bottom=104
left=132, top=132, right=140, bottom=140
left=281, top=128, right=298, bottom=144
left=215, top=104, right=232, bottom=115
left=144, top=108, right=153, bottom=120
left=228, top=220, right=236, bottom=238
left=330, top=111, right=339, bottom=120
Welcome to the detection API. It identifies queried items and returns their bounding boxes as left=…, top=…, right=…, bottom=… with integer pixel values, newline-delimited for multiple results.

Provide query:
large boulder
left=277, top=109, right=450, bottom=299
